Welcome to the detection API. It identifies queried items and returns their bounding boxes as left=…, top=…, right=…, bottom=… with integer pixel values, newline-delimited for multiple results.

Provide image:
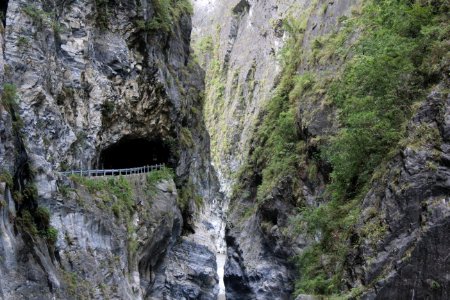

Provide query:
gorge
left=0, top=0, right=449, bottom=299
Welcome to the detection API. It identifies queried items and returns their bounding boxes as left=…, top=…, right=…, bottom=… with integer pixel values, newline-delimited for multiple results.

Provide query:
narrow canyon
left=0, top=0, right=449, bottom=299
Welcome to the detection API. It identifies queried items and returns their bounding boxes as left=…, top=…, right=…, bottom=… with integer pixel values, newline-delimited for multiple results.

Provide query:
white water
left=213, top=201, right=228, bottom=299
left=212, top=165, right=233, bottom=300
left=185, top=196, right=227, bottom=299
left=216, top=253, right=227, bottom=299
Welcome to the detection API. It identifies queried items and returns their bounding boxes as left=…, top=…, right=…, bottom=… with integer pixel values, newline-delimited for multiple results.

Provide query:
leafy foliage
left=229, top=0, right=449, bottom=296
left=0, top=169, right=13, bottom=188
left=71, top=175, right=134, bottom=220
left=295, top=0, right=450, bottom=295
left=178, top=179, right=203, bottom=210
left=146, top=167, right=175, bottom=194
left=180, top=127, right=194, bottom=148
left=1, top=83, right=18, bottom=110
left=325, top=0, right=449, bottom=201
left=94, top=0, right=109, bottom=29
left=18, top=210, right=39, bottom=236
left=136, top=0, right=193, bottom=33
left=17, top=206, right=58, bottom=245
left=34, top=206, right=51, bottom=229
left=22, top=5, right=47, bottom=28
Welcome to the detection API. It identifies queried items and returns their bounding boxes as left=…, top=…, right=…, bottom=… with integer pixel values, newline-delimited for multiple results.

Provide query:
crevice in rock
left=0, top=0, right=7, bottom=26
left=223, top=229, right=253, bottom=299
left=232, top=0, right=250, bottom=15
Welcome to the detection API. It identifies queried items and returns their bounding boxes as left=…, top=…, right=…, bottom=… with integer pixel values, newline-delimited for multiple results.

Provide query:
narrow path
left=60, top=164, right=166, bottom=177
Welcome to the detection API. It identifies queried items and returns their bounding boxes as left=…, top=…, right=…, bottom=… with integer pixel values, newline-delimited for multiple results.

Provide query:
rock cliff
left=1, top=0, right=223, bottom=299
left=193, top=0, right=449, bottom=299
left=0, top=0, right=449, bottom=299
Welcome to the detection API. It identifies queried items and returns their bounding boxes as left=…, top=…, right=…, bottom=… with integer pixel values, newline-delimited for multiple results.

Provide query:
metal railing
left=60, top=163, right=166, bottom=177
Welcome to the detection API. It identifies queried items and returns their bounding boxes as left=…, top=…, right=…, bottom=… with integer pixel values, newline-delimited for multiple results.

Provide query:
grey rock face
left=53, top=178, right=183, bottom=299
left=224, top=178, right=301, bottom=300
left=193, top=1, right=302, bottom=298
left=192, top=0, right=359, bottom=298
left=0, top=22, right=15, bottom=173
left=148, top=239, right=218, bottom=300
left=348, top=86, right=450, bottom=299
left=192, top=0, right=298, bottom=191
left=0, top=0, right=222, bottom=298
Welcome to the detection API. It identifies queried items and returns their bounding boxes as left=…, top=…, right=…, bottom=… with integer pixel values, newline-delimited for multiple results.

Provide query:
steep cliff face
left=1, top=0, right=449, bottom=299
left=347, top=86, right=450, bottom=299
left=194, top=0, right=449, bottom=299
left=0, top=0, right=223, bottom=298
left=192, top=0, right=295, bottom=193
left=193, top=0, right=359, bottom=298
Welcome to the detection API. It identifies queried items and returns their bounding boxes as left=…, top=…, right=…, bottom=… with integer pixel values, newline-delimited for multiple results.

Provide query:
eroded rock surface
left=0, top=0, right=222, bottom=298
left=348, top=86, right=450, bottom=299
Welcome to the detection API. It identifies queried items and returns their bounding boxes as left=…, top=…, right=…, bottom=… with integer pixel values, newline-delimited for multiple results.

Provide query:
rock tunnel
left=98, top=137, right=171, bottom=169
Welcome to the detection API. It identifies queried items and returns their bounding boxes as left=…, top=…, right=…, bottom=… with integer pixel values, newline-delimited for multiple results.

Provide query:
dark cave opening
left=1, top=1, right=8, bottom=26
left=98, top=137, right=171, bottom=169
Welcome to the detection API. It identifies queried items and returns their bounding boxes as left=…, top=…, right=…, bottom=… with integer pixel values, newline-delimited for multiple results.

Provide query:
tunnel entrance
left=98, top=137, right=170, bottom=169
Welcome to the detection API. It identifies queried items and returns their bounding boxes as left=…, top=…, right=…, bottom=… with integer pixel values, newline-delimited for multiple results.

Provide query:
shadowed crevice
left=1, top=0, right=7, bottom=26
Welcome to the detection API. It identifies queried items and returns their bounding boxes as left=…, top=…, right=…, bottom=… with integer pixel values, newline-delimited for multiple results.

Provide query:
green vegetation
left=180, top=127, right=194, bottom=148
left=431, top=280, right=441, bottom=290
left=22, top=5, right=48, bottom=29
left=230, top=0, right=449, bottom=296
left=58, top=183, right=73, bottom=197
left=62, top=271, right=79, bottom=296
left=22, top=4, right=63, bottom=37
left=299, top=0, right=448, bottom=296
left=12, top=191, right=23, bottom=205
left=23, top=4, right=61, bottom=31
left=71, top=175, right=134, bottom=220
left=178, top=179, right=203, bottom=210
left=146, top=166, right=175, bottom=194
left=146, top=167, right=174, bottom=184
left=2, top=83, right=25, bottom=135
left=233, top=6, right=317, bottom=204
left=34, top=206, right=51, bottom=228
left=136, top=0, right=193, bottom=34
left=43, top=226, right=59, bottom=244
left=0, top=169, right=13, bottom=188
left=1, top=83, right=18, bottom=109
left=192, top=35, right=214, bottom=67
left=17, top=209, right=39, bottom=236
left=326, top=0, right=449, bottom=202
left=35, top=206, right=58, bottom=245
left=17, top=36, right=29, bottom=48
left=16, top=207, right=58, bottom=244
left=94, top=0, right=109, bottom=29
left=23, top=183, right=38, bottom=200
left=101, top=101, right=115, bottom=118
left=197, top=27, right=232, bottom=169
left=1, top=84, right=56, bottom=246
